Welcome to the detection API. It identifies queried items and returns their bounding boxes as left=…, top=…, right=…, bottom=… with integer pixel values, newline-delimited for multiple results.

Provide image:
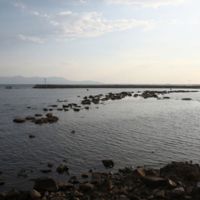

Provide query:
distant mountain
left=0, top=76, right=102, bottom=85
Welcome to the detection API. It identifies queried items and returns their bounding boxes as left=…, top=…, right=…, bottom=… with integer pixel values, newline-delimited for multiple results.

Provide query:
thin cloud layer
left=106, top=0, right=186, bottom=8
left=18, top=34, right=45, bottom=44
left=51, top=11, right=154, bottom=38
left=12, top=2, right=154, bottom=41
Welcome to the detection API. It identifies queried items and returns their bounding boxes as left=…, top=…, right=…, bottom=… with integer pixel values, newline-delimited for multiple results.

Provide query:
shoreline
left=0, top=161, right=200, bottom=199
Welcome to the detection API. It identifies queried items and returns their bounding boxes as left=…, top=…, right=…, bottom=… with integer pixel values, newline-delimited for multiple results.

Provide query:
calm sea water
left=0, top=85, right=200, bottom=191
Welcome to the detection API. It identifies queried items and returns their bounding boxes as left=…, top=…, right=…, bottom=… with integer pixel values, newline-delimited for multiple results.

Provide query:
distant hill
left=0, top=76, right=102, bottom=85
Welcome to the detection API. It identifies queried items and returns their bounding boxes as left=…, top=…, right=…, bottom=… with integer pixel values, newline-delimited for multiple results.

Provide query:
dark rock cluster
left=13, top=90, right=197, bottom=126
left=13, top=113, right=59, bottom=125
left=1, top=161, right=200, bottom=200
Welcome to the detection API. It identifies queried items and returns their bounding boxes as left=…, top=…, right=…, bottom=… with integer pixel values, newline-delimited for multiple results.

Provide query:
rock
left=163, top=96, right=170, bottom=99
left=79, top=183, right=94, bottom=192
left=5, top=190, right=20, bottom=200
left=0, top=192, right=6, bottom=200
left=17, top=169, right=29, bottom=178
left=73, top=108, right=80, bottom=112
left=0, top=181, right=5, bottom=186
left=81, top=173, right=89, bottom=178
left=58, top=182, right=74, bottom=191
left=26, top=116, right=35, bottom=121
left=46, top=116, right=59, bottom=123
left=102, top=160, right=114, bottom=168
left=182, top=98, right=192, bottom=101
left=170, top=187, right=185, bottom=197
left=142, top=176, right=168, bottom=187
left=34, top=177, right=58, bottom=192
left=119, top=195, right=129, bottom=200
left=29, top=135, right=35, bottom=139
left=71, top=130, right=75, bottom=134
left=40, top=169, right=52, bottom=173
left=34, top=118, right=48, bottom=125
left=160, top=162, right=200, bottom=182
left=47, top=163, right=53, bottom=168
left=168, top=179, right=177, bottom=188
left=30, top=189, right=41, bottom=199
left=46, top=113, right=53, bottom=118
left=81, top=99, right=91, bottom=105
left=141, top=91, right=158, bottom=99
left=35, top=114, right=43, bottom=117
left=56, top=164, right=69, bottom=174
left=68, top=176, right=79, bottom=184
left=134, top=167, right=146, bottom=177
left=13, top=118, right=26, bottom=123
left=49, top=105, right=57, bottom=108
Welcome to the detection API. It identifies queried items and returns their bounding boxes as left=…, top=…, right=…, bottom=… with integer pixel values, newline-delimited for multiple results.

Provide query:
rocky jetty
left=1, top=161, right=200, bottom=199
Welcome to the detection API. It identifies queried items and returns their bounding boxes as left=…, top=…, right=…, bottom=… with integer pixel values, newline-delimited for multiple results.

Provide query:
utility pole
left=44, top=78, right=47, bottom=88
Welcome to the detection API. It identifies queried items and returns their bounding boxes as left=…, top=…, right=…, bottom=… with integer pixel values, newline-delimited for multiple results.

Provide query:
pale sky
left=0, top=0, right=200, bottom=84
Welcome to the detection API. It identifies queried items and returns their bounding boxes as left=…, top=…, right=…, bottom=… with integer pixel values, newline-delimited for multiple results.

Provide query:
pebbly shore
left=1, top=161, right=200, bottom=199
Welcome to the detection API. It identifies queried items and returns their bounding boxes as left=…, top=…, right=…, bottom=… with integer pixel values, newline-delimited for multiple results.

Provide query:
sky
left=0, top=0, right=200, bottom=84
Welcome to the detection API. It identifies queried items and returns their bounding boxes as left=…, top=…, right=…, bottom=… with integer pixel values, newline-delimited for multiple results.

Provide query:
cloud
left=58, top=11, right=73, bottom=16
left=13, top=1, right=26, bottom=9
left=12, top=2, right=154, bottom=40
left=50, top=11, right=154, bottom=38
left=18, top=34, right=45, bottom=44
left=106, top=0, right=186, bottom=8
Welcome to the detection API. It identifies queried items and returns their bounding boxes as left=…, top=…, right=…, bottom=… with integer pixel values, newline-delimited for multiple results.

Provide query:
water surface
left=0, top=86, right=200, bottom=191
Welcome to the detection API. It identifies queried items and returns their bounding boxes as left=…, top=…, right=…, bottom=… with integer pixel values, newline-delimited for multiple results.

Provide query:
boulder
left=81, top=173, right=89, bottom=178
left=142, top=176, right=168, bottom=187
left=160, top=162, right=200, bottom=182
left=79, top=183, right=94, bottom=193
left=58, top=182, right=74, bottom=191
left=102, top=160, right=114, bottom=168
left=30, top=189, right=41, bottom=199
left=34, top=177, right=58, bottom=192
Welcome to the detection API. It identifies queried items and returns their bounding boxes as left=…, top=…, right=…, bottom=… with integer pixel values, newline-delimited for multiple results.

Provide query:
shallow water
left=0, top=86, right=200, bottom=191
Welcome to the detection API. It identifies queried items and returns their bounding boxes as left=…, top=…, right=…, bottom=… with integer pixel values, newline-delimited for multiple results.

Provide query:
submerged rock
left=29, top=135, right=35, bottom=139
left=13, top=118, right=26, bottom=123
left=40, top=169, right=52, bottom=173
left=102, top=160, right=114, bottom=168
left=56, top=164, right=69, bottom=174
left=25, top=116, right=35, bottom=121
left=182, top=98, right=192, bottom=101
left=35, top=114, right=43, bottom=117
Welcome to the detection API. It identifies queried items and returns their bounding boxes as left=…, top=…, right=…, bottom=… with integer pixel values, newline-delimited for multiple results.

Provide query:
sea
left=0, top=85, right=200, bottom=191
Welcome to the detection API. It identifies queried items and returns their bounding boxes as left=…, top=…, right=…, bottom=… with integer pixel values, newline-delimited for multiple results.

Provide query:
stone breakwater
left=1, top=161, right=200, bottom=200
left=13, top=90, right=198, bottom=126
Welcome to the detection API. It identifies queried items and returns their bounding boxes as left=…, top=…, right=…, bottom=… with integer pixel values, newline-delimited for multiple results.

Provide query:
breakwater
left=33, top=84, right=200, bottom=89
